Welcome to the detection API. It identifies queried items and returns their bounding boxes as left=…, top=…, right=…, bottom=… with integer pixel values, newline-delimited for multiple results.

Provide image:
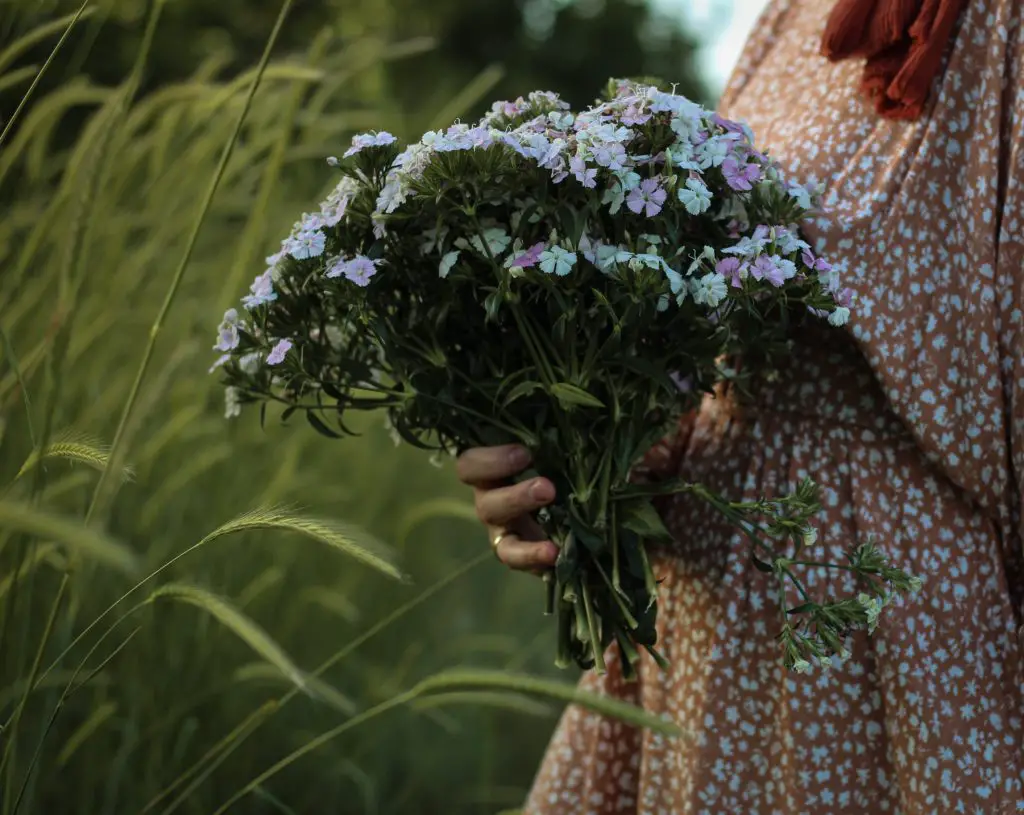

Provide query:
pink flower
left=750, top=254, right=786, bottom=287
left=509, top=242, right=546, bottom=269
left=569, top=155, right=597, bottom=188
left=715, top=257, right=746, bottom=288
left=626, top=177, right=667, bottom=217
left=621, top=103, right=651, bottom=126
left=722, top=157, right=762, bottom=191
left=266, top=338, right=292, bottom=366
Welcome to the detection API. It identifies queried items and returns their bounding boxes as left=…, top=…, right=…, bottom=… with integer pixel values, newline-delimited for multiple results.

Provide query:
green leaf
left=752, top=555, right=775, bottom=573
left=306, top=411, right=341, bottom=438
left=549, top=382, right=604, bottom=410
left=619, top=498, right=673, bottom=542
left=502, top=379, right=543, bottom=408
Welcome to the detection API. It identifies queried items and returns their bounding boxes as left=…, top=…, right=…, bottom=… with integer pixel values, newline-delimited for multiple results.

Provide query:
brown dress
left=523, top=0, right=1024, bottom=812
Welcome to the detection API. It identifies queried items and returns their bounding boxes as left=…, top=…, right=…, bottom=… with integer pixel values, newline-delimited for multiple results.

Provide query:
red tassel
left=821, top=0, right=968, bottom=120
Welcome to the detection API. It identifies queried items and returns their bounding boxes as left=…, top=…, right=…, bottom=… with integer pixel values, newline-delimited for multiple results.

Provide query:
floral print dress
left=523, top=0, right=1024, bottom=812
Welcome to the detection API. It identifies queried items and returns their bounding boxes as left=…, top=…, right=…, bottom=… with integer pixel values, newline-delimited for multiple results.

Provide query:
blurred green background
left=0, top=1, right=722, bottom=812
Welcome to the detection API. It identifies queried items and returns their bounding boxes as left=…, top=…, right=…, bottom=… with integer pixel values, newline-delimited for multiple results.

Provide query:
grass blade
left=0, top=500, right=138, bottom=575
left=55, top=702, right=117, bottom=766
left=0, top=2, right=93, bottom=150
left=86, top=0, right=295, bottom=524
left=145, top=583, right=353, bottom=714
left=15, top=429, right=134, bottom=483
left=409, top=690, right=555, bottom=718
left=412, top=669, right=688, bottom=737
left=198, top=506, right=407, bottom=583
left=211, top=660, right=688, bottom=814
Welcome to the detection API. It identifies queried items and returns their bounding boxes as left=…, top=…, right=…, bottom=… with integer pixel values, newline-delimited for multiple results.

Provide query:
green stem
left=790, top=560, right=860, bottom=573
left=210, top=691, right=419, bottom=815
left=10, top=0, right=295, bottom=742
left=0, top=2, right=91, bottom=152
left=581, top=579, right=605, bottom=674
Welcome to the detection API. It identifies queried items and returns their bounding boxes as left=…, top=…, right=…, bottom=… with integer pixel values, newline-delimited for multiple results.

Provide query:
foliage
left=0, top=5, right=703, bottom=814
left=213, top=80, right=919, bottom=677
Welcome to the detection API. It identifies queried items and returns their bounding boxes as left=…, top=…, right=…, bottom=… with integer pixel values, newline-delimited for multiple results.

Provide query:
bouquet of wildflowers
left=213, top=79, right=920, bottom=676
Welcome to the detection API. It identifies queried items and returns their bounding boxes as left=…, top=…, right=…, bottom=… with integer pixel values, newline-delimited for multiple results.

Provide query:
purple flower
left=715, top=257, right=746, bottom=288
left=325, top=256, right=348, bottom=279
left=242, top=270, right=276, bottom=309
left=722, top=157, right=762, bottom=191
left=214, top=308, right=240, bottom=352
left=344, top=255, right=379, bottom=286
left=509, top=242, right=546, bottom=269
left=621, top=102, right=651, bottom=126
left=711, top=113, right=749, bottom=138
left=591, top=141, right=628, bottom=171
left=750, top=255, right=786, bottom=287
left=569, top=155, right=597, bottom=188
left=801, top=249, right=816, bottom=268
left=266, top=338, right=292, bottom=366
left=343, top=131, right=397, bottom=158
left=837, top=287, right=855, bottom=308
left=626, top=177, right=667, bottom=217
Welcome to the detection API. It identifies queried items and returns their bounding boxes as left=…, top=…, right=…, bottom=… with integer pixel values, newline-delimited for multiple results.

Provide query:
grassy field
left=0, top=6, right=683, bottom=814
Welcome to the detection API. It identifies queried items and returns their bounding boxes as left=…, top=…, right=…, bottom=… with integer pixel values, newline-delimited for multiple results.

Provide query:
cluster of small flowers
left=213, top=82, right=852, bottom=416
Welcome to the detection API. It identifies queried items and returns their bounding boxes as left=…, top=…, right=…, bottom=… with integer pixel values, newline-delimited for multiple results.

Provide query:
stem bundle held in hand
left=212, top=79, right=921, bottom=677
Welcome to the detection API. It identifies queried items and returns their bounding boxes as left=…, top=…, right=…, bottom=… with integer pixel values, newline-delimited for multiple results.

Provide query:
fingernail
left=508, top=446, right=531, bottom=468
left=530, top=479, right=553, bottom=501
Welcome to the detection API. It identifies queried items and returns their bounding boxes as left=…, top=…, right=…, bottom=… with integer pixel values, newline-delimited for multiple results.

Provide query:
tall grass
left=0, top=7, right=686, bottom=814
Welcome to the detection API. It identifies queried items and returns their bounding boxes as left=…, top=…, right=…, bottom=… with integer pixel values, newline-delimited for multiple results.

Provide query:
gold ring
left=491, top=530, right=509, bottom=557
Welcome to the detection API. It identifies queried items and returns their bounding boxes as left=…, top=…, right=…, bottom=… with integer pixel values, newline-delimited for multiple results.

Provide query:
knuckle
left=473, top=490, right=492, bottom=524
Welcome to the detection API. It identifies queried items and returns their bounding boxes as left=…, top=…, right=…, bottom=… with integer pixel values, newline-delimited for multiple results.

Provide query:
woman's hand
left=456, top=444, right=559, bottom=572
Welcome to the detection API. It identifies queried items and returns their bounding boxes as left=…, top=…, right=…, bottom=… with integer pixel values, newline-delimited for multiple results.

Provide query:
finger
left=474, top=477, right=555, bottom=527
left=456, top=444, right=532, bottom=486
left=493, top=532, right=559, bottom=571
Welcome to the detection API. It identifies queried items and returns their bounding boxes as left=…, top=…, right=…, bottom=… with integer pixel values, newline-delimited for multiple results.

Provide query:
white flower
left=695, top=134, right=737, bottom=169
left=677, top=177, right=712, bottom=215
left=224, top=387, right=242, bottom=419
left=594, top=243, right=622, bottom=272
left=828, top=306, right=851, bottom=327
left=239, top=352, right=261, bottom=374
left=538, top=246, right=577, bottom=276
left=723, top=233, right=769, bottom=258
left=668, top=143, right=702, bottom=171
left=627, top=252, right=664, bottom=272
left=376, top=178, right=408, bottom=214
left=787, top=183, right=813, bottom=210
left=857, top=593, right=882, bottom=633
left=663, top=267, right=686, bottom=300
left=467, top=227, right=511, bottom=258
left=792, top=658, right=812, bottom=674
left=908, top=576, right=924, bottom=593
left=693, top=272, right=728, bottom=307
left=439, top=250, right=460, bottom=279
left=773, top=227, right=810, bottom=255
left=802, top=526, right=818, bottom=547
